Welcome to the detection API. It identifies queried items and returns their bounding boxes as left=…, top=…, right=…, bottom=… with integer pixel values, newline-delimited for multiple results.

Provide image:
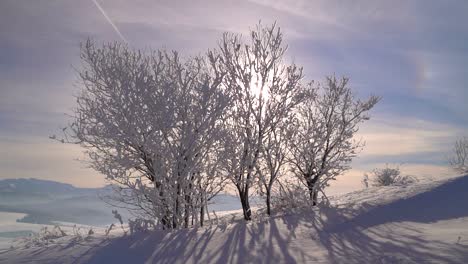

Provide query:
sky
left=0, top=0, right=467, bottom=192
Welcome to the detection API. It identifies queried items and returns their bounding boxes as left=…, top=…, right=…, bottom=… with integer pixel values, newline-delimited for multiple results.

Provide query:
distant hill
left=0, top=178, right=250, bottom=226
left=0, top=178, right=104, bottom=202
left=0, top=178, right=117, bottom=226
left=0, top=178, right=80, bottom=194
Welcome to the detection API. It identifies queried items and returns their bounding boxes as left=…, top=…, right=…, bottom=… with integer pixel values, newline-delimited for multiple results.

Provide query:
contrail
left=91, top=0, right=127, bottom=42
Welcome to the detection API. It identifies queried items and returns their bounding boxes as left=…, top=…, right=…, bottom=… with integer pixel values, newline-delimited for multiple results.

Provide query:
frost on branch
left=289, top=76, right=380, bottom=206
left=59, top=23, right=381, bottom=226
left=215, top=22, right=305, bottom=220
left=67, top=40, right=229, bottom=229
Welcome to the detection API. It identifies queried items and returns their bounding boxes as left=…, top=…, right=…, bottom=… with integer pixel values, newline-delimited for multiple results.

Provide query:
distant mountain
left=0, top=178, right=103, bottom=197
left=0, top=178, right=117, bottom=226
left=0, top=178, right=258, bottom=226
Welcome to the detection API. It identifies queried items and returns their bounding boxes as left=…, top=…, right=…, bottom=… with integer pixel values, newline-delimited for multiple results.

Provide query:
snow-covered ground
left=0, top=178, right=257, bottom=253
left=0, top=212, right=30, bottom=250
left=1, top=174, right=468, bottom=263
left=0, top=211, right=107, bottom=251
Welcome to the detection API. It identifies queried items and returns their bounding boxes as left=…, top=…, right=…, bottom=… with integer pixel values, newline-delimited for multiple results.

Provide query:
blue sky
left=0, top=0, right=467, bottom=190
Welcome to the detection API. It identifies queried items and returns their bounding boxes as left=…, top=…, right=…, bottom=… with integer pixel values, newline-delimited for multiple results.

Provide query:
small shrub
left=449, top=137, right=468, bottom=173
left=71, top=225, right=95, bottom=241
left=14, top=224, right=98, bottom=249
left=366, top=165, right=416, bottom=187
left=16, top=225, right=67, bottom=248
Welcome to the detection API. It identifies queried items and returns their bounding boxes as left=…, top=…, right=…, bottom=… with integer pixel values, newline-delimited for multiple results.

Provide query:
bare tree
left=64, top=40, right=229, bottom=229
left=449, top=137, right=468, bottom=174
left=289, top=76, right=380, bottom=205
left=215, top=22, right=304, bottom=220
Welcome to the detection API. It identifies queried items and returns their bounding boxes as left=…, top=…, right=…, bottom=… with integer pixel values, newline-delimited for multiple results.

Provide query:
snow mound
left=1, top=175, right=467, bottom=263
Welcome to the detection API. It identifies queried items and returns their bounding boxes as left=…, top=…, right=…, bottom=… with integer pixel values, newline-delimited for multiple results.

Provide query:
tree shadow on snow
left=8, top=176, right=467, bottom=263
left=348, top=174, right=468, bottom=229
left=82, top=218, right=318, bottom=264
left=310, top=175, right=468, bottom=263
left=312, top=207, right=468, bottom=263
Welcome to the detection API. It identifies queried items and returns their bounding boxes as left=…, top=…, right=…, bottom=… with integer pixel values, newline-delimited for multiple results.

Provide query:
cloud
left=0, top=0, right=467, bottom=189
left=323, top=115, right=464, bottom=195
left=358, top=116, right=462, bottom=158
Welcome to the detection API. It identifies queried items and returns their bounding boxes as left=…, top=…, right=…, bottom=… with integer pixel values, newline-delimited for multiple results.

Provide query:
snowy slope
left=1, top=174, right=467, bottom=263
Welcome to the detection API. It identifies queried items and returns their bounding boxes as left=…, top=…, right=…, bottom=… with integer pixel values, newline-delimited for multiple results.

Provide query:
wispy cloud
left=1, top=0, right=467, bottom=188
left=358, top=116, right=462, bottom=158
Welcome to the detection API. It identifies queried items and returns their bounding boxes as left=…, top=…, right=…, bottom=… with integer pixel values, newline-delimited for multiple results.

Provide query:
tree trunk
left=266, top=188, right=271, bottom=216
left=240, top=193, right=252, bottom=220
left=161, top=208, right=172, bottom=230
left=158, top=188, right=171, bottom=229
left=199, top=194, right=205, bottom=227
left=174, top=191, right=179, bottom=229
left=161, top=216, right=168, bottom=230
left=308, top=186, right=318, bottom=206
left=173, top=201, right=178, bottom=229
left=200, top=204, right=205, bottom=227
left=184, top=193, right=191, bottom=228
left=307, top=174, right=319, bottom=206
left=312, top=188, right=318, bottom=206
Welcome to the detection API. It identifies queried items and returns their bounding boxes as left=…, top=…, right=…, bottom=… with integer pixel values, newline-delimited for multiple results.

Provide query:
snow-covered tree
left=256, top=120, right=293, bottom=215
left=65, top=40, right=229, bottom=229
left=215, top=22, right=304, bottom=220
left=57, top=23, right=382, bottom=226
left=194, top=142, right=230, bottom=226
left=289, top=76, right=380, bottom=205
left=449, top=137, right=468, bottom=173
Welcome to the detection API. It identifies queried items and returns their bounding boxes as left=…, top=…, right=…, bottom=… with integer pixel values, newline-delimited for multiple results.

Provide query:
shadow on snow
left=2, top=175, right=468, bottom=263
